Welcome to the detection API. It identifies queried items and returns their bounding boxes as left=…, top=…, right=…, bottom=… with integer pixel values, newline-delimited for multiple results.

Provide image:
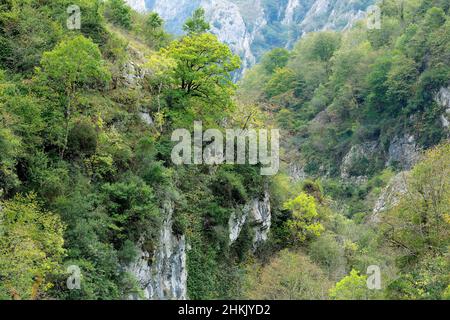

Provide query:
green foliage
left=183, top=7, right=211, bottom=35
left=101, top=176, right=161, bottom=246
left=142, top=12, right=169, bottom=48
left=36, top=35, right=111, bottom=157
left=0, top=194, right=65, bottom=300
left=105, top=0, right=132, bottom=29
left=0, top=0, right=448, bottom=301
left=308, top=232, right=345, bottom=278
left=147, top=33, right=241, bottom=127
left=0, top=126, right=21, bottom=193
left=329, top=269, right=382, bottom=300
left=242, top=0, right=449, bottom=184
left=283, top=193, right=324, bottom=244
left=38, top=35, right=111, bottom=93
left=261, top=48, right=290, bottom=74
left=146, top=12, right=163, bottom=30
left=211, top=169, right=248, bottom=205
left=0, top=1, right=63, bottom=74
left=382, top=143, right=450, bottom=299
left=67, top=120, right=98, bottom=158
left=243, top=250, right=332, bottom=299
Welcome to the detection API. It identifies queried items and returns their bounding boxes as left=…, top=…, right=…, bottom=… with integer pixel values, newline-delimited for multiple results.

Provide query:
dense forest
left=0, top=0, right=449, bottom=300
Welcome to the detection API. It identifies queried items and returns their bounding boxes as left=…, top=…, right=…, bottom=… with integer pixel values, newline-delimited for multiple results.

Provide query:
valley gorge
left=0, top=0, right=448, bottom=301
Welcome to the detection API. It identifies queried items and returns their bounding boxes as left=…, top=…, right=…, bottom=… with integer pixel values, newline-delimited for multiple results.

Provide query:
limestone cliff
left=229, top=189, right=271, bottom=250
left=127, top=201, right=187, bottom=300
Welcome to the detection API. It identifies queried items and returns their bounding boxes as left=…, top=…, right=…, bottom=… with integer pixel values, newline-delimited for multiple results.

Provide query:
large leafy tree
left=283, top=192, right=324, bottom=244
left=163, top=33, right=240, bottom=97
left=148, top=33, right=241, bottom=126
left=36, top=35, right=111, bottom=157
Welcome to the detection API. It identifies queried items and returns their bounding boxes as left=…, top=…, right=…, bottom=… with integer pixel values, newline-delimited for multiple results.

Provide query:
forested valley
left=0, top=0, right=449, bottom=300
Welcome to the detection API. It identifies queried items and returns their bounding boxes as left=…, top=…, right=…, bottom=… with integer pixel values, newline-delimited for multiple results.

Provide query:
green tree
left=143, top=12, right=169, bottom=48
left=261, top=48, right=290, bottom=74
left=0, top=1, right=63, bottom=74
left=385, top=54, right=418, bottom=113
left=106, top=0, right=132, bottom=29
left=0, top=127, right=21, bottom=193
left=264, top=67, right=295, bottom=98
left=329, top=269, right=382, bottom=300
left=148, top=33, right=240, bottom=126
left=146, top=12, right=163, bottom=29
left=183, top=8, right=210, bottom=35
left=306, top=31, right=341, bottom=63
left=283, top=192, right=324, bottom=244
left=36, top=35, right=110, bottom=157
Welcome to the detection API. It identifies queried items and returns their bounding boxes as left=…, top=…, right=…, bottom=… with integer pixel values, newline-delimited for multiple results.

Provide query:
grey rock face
left=228, top=206, right=248, bottom=243
left=121, top=60, right=144, bottom=87
left=340, top=141, right=379, bottom=182
left=387, top=135, right=420, bottom=170
left=250, top=190, right=271, bottom=248
left=138, top=112, right=154, bottom=126
left=127, top=201, right=187, bottom=300
left=119, top=45, right=148, bottom=88
left=369, top=171, right=409, bottom=224
left=288, top=163, right=307, bottom=182
left=201, top=0, right=259, bottom=74
left=300, top=0, right=367, bottom=33
left=228, top=190, right=271, bottom=249
left=435, top=87, right=450, bottom=130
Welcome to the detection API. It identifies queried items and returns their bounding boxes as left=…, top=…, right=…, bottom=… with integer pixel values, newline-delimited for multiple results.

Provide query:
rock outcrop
left=228, top=189, right=271, bottom=249
left=300, top=0, right=367, bottom=33
left=128, top=190, right=271, bottom=300
left=340, top=141, right=379, bottom=182
left=118, top=44, right=148, bottom=88
left=435, top=86, right=450, bottom=131
left=288, top=163, right=307, bottom=182
left=229, top=206, right=248, bottom=244
left=387, top=135, right=420, bottom=170
left=369, top=171, right=409, bottom=224
left=127, top=201, right=187, bottom=300
left=201, top=0, right=259, bottom=74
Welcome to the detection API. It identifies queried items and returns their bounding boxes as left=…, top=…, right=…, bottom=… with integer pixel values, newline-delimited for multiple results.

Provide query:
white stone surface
left=228, top=190, right=271, bottom=249
left=435, top=87, right=450, bottom=129
left=369, top=171, right=409, bottom=224
left=127, top=201, right=187, bottom=300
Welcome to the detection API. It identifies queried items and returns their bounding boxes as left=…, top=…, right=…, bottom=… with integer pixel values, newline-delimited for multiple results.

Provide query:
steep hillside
left=0, top=0, right=268, bottom=300
left=238, top=0, right=450, bottom=299
left=0, top=0, right=448, bottom=301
